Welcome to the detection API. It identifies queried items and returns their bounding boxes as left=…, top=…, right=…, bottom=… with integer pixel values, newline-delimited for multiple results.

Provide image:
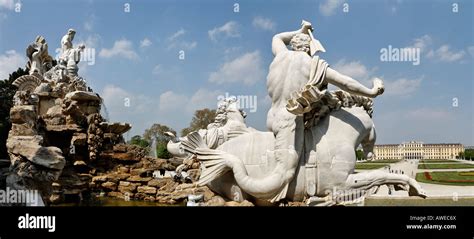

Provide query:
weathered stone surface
left=107, top=191, right=124, bottom=198
left=147, top=178, right=170, bottom=189
left=99, top=122, right=131, bottom=134
left=49, top=193, right=64, bottom=204
left=71, top=133, right=87, bottom=146
left=118, top=166, right=129, bottom=174
left=65, top=91, right=100, bottom=101
left=101, top=181, right=117, bottom=191
left=175, top=183, right=195, bottom=191
left=38, top=97, right=58, bottom=116
left=127, top=175, right=152, bottom=183
left=45, top=124, right=83, bottom=132
left=10, top=105, right=36, bottom=124
left=143, top=196, right=156, bottom=201
left=187, top=169, right=201, bottom=182
left=130, top=168, right=149, bottom=176
left=118, top=181, right=140, bottom=193
left=7, top=136, right=65, bottom=170
left=224, top=200, right=254, bottom=207
left=194, top=186, right=215, bottom=201
left=106, top=173, right=131, bottom=182
left=91, top=175, right=108, bottom=183
left=102, top=152, right=139, bottom=162
left=204, top=195, right=226, bottom=206
left=44, top=104, right=63, bottom=118
left=9, top=123, right=37, bottom=136
left=137, top=186, right=157, bottom=194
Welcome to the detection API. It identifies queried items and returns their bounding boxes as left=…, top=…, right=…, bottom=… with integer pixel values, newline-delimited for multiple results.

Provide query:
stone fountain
left=5, top=29, right=132, bottom=204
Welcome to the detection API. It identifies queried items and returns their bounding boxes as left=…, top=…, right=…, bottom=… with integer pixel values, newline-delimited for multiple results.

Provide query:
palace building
left=373, top=141, right=464, bottom=160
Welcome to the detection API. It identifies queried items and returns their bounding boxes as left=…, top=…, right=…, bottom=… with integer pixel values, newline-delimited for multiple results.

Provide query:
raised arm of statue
left=272, top=22, right=313, bottom=56
left=325, top=68, right=384, bottom=98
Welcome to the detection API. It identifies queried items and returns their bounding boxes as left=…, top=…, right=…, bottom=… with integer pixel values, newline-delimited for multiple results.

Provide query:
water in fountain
left=100, top=101, right=110, bottom=122
left=149, top=136, right=157, bottom=158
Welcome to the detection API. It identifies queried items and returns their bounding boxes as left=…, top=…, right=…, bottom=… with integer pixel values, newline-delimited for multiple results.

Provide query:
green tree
left=143, top=124, right=176, bottom=159
left=460, top=149, right=474, bottom=160
left=156, top=141, right=172, bottom=159
left=128, top=135, right=149, bottom=148
left=0, top=68, right=27, bottom=159
left=181, top=108, right=216, bottom=136
left=143, top=123, right=176, bottom=143
left=355, top=149, right=364, bottom=161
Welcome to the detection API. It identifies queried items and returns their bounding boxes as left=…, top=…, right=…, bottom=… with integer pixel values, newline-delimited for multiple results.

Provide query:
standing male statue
left=59, top=28, right=85, bottom=77
left=61, top=29, right=76, bottom=56
left=266, top=20, right=385, bottom=199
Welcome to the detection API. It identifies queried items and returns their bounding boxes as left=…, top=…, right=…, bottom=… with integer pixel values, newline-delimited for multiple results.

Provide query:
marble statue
left=177, top=20, right=426, bottom=205
left=58, top=28, right=85, bottom=77
left=6, top=29, right=132, bottom=204
left=26, top=35, right=53, bottom=76
left=167, top=98, right=254, bottom=181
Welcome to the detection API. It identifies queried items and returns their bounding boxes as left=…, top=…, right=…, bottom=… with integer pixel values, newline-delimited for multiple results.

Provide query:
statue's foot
left=407, top=178, right=427, bottom=198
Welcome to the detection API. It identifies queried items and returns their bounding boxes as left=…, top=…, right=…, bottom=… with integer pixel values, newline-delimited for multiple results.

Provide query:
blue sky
left=0, top=0, right=472, bottom=145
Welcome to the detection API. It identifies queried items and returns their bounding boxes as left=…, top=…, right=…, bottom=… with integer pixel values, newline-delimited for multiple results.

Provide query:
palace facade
left=373, top=141, right=464, bottom=160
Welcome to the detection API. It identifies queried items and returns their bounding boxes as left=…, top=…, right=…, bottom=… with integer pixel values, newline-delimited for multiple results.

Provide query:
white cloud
left=319, top=0, right=344, bottom=16
left=77, top=34, right=101, bottom=49
left=152, top=64, right=162, bottom=75
left=333, top=59, right=372, bottom=80
left=100, top=84, right=159, bottom=137
left=252, top=16, right=276, bottom=31
left=209, top=51, right=264, bottom=86
left=391, top=6, right=397, bottom=14
left=181, top=41, right=197, bottom=50
left=99, top=39, right=139, bottom=60
left=0, top=50, right=25, bottom=80
left=166, top=29, right=197, bottom=50
left=331, top=59, right=423, bottom=97
left=168, top=29, right=186, bottom=42
left=410, top=35, right=432, bottom=52
left=159, top=91, right=188, bottom=112
left=408, top=35, right=466, bottom=62
left=188, top=88, right=224, bottom=111
left=384, top=77, right=423, bottom=96
left=0, top=0, right=14, bottom=10
left=427, top=44, right=465, bottom=62
left=208, top=21, right=240, bottom=42
left=83, top=14, right=96, bottom=32
left=84, top=21, right=93, bottom=31
left=140, top=38, right=152, bottom=48
left=158, top=89, right=223, bottom=113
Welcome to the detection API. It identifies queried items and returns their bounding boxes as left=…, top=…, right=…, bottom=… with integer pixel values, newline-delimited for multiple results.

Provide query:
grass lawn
left=418, top=163, right=474, bottom=170
left=416, top=171, right=474, bottom=186
left=365, top=197, right=474, bottom=206
left=355, top=164, right=390, bottom=170
left=366, top=159, right=402, bottom=164
left=420, top=159, right=461, bottom=163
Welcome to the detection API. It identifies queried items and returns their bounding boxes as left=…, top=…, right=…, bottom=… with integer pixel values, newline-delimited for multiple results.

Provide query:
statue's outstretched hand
left=372, top=78, right=385, bottom=96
